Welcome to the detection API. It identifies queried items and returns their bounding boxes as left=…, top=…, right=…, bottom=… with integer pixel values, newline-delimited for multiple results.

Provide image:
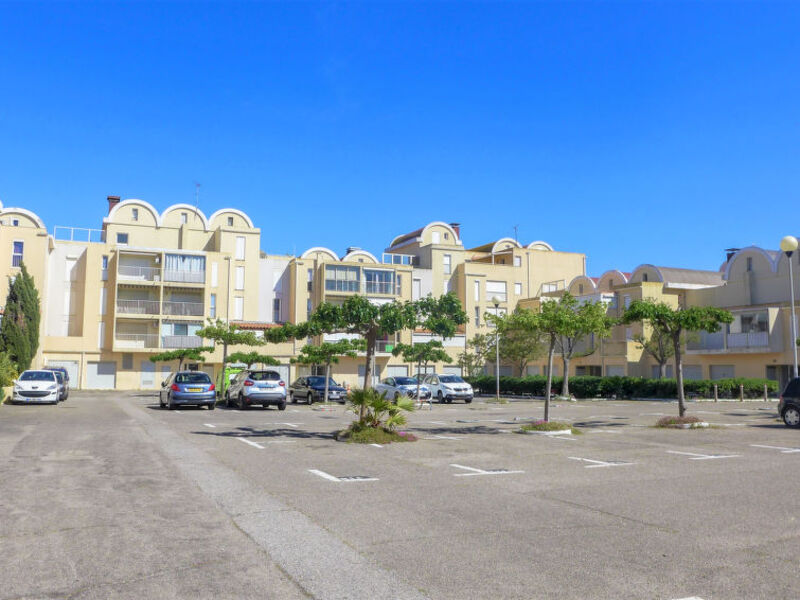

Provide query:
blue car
left=160, top=371, right=216, bottom=410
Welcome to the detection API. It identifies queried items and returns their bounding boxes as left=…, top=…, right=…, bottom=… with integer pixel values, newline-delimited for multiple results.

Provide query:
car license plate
left=187, top=387, right=202, bottom=392
left=265, top=383, right=276, bottom=388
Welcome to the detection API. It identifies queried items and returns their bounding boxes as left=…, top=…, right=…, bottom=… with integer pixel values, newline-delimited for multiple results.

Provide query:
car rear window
left=175, top=373, right=211, bottom=384
left=20, top=371, right=57, bottom=381
left=249, top=371, right=280, bottom=381
left=784, top=378, right=800, bottom=397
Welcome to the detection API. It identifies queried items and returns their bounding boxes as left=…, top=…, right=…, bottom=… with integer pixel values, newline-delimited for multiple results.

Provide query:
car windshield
left=394, top=377, right=418, bottom=385
left=439, top=375, right=465, bottom=383
left=175, top=373, right=211, bottom=384
left=308, top=376, right=337, bottom=387
left=20, top=371, right=56, bottom=382
left=249, top=371, right=280, bottom=381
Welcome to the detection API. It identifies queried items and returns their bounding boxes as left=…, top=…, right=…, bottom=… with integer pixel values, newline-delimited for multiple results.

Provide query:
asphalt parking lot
left=2, top=393, right=799, bottom=599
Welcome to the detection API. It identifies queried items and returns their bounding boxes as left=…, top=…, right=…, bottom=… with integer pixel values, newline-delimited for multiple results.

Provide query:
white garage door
left=386, top=365, right=409, bottom=377
left=274, top=364, right=290, bottom=385
left=87, top=361, right=116, bottom=389
left=46, top=360, right=79, bottom=388
left=442, top=365, right=462, bottom=376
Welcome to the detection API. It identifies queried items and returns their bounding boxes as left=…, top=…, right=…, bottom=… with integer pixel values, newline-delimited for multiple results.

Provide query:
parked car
left=226, top=369, right=287, bottom=410
left=289, top=376, right=348, bottom=404
left=375, top=376, right=431, bottom=401
left=217, top=363, right=246, bottom=398
left=43, top=366, right=69, bottom=401
left=422, top=373, right=474, bottom=404
left=778, top=377, right=800, bottom=427
left=159, top=371, right=216, bottom=410
left=13, top=370, right=60, bottom=405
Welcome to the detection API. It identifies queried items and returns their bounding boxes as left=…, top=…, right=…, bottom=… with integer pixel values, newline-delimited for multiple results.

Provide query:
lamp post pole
left=781, top=236, right=800, bottom=379
left=492, top=297, right=501, bottom=402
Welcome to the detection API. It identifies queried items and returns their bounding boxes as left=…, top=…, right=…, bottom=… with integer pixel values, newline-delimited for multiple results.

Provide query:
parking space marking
left=203, top=423, right=216, bottom=428
left=370, top=443, right=383, bottom=448
left=237, top=438, right=265, bottom=449
left=308, top=469, right=379, bottom=482
left=424, top=435, right=463, bottom=440
left=666, top=450, right=739, bottom=460
left=449, top=464, right=524, bottom=477
left=567, top=457, right=635, bottom=468
left=428, top=421, right=448, bottom=425
left=751, top=444, right=800, bottom=454
left=273, top=422, right=302, bottom=428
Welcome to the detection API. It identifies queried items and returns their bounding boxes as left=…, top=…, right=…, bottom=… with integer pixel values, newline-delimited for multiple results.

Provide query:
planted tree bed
left=655, top=415, right=709, bottom=429
left=518, top=420, right=580, bottom=435
left=334, top=425, right=417, bottom=444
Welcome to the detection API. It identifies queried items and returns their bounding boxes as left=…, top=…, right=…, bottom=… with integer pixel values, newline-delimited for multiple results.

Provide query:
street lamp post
left=492, top=296, right=501, bottom=402
left=780, top=235, right=799, bottom=379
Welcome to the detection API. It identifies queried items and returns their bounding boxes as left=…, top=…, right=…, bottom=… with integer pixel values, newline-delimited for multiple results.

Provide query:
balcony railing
left=375, top=340, right=396, bottom=353
left=161, top=335, right=204, bottom=349
left=162, top=301, right=204, bottom=317
left=118, top=265, right=161, bottom=281
left=117, top=299, right=160, bottom=315
left=687, top=331, right=725, bottom=351
left=687, top=330, right=769, bottom=352
left=115, top=333, right=159, bottom=349
left=365, top=281, right=397, bottom=295
left=728, top=331, right=769, bottom=348
left=11, top=255, right=22, bottom=267
left=325, top=280, right=401, bottom=295
left=381, top=253, right=418, bottom=266
left=163, top=269, right=205, bottom=284
left=53, top=226, right=106, bottom=243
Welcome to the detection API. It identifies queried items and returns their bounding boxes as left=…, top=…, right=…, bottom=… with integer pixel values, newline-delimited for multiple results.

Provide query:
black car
left=778, top=377, right=800, bottom=427
left=289, top=376, right=348, bottom=404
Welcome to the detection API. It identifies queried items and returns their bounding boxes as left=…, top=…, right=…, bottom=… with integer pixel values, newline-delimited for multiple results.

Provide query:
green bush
left=465, top=375, right=778, bottom=400
left=0, top=352, right=18, bottom=388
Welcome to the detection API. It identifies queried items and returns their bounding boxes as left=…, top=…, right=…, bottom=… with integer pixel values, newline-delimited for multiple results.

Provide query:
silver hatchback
left=226, top=369, right=287, bottom=410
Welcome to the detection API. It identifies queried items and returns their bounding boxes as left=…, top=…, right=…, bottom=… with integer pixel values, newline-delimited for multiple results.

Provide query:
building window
left=443, top=254, right=452, bottom=275
left=747, top=257, right=753, bottom=272
left=273, top=298, right=281, bottom=322
left=180, top=212, right=188, bottom=224
left=11, top=241, right=23, bottom=267
left=325, top=265, right=360, bottom=292
left=234, top=297, right=244, bottom=320
left=101, top=256, right=108, bottom=270
left=227, top=216, right=234, bottom=226
left=235, top=236, right=246, bottom=260
left=365, top=269, right=395, bottom=294
left=132, top=208, right=139, bottom=222
left=514, top=256, right=521, bottom=267
left=210, top=293, right=216, bottom=318
left=474, top=306, right=480, bottom=326
left=307, top=299, right=312, bottom=315
left=116, top=233, right=129, bottom=245
left=444, top=232, right=449, bottom=240
left=624, top=295, right=631, bottom=309
left=412, top=278, right=421, bottom=300
left=625, top=327, right=633, bottom=341
left=122, top=353, right=133, bottom=370
left=396, top=274, right=402, bottom=293
left=235, top=266, right=245, bottom=290
left=486, top=280, right=507, bottom=303
left=578, top=284, right=584, bottom=294
left=99, top=288, right=107, bottom=315
left=642, top=273, right=648, bottom=282
left=12, top=219, right=19, bottom=226
left=515, top=282, right=522, bottom=296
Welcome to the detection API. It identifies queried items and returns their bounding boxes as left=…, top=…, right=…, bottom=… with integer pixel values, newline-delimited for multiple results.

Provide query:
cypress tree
left=0, top=263, right=40, bottom=372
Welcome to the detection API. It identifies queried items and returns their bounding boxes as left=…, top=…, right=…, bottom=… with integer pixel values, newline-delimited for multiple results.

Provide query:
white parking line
left=273, top=422, right=302, bottom=428
left=751, top=444, right=800, bottom=454
left=237, top=438, right=265, bottom=449
left=424, top=435, right=463, bottom=440
left=203, top=423, right=216, bottom=428
left=449, top=464, right=524, bottom=477
left=308, top=469, right=379, bottom=482
left=428, top=421, right=447, bottom=425
left=666, top=450, right=739, bottom=460
left=568, top=457, right=635, bottom=468
left=370, top=443, right=383, bottom=448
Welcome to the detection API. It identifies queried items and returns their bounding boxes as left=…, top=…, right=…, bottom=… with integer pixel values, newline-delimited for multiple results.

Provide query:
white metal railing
left=115, top=333, right=159, bottom=348
left=727, top=331, right=769, bottom=348
left=325, top=280, right=401, bottom=295
left=382, top=253, right=418, bottom=266
left=687, top=331, right=725, bottom=351
left=11, top=255, right=22, bottom=267
left=161, top=335, right=204, bottom=349
left=116, top=299, right=160, bottom=315
left=162, top=301, right=204, bottom=316
left=53, top=226, right=106, bottom=243
left=118, top=265, right=161, bottom=281
left=163, top=269, right=205, bottom=284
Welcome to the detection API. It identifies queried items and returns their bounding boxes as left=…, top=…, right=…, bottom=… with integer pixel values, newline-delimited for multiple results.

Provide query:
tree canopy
left=0, top=263, right=41, bottom=371
left=392, top=340, right=452, bottom=401
left=291, top=338, right=365, bottom=403
left=226, top=351, right=280, bottom=367
left=149, top=347, right=213, bottom=370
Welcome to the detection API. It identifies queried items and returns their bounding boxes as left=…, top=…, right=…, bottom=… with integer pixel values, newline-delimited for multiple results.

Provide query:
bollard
left=739, top=384, right=744, bottom=402
left=714, top=384, right=718, bottom=402
left=764, top=383, right=768, bottom=402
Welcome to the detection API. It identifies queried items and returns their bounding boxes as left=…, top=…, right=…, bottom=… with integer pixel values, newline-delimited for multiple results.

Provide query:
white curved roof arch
left=342, top=249, right=379, bottom=263
left=630, top=264, right=665, bottom=283
left=598, top=269, right=630, bottom=287
left=160, top=203, right=210, bottom=229
left=723, top=246, right=779, bottom=280
left=208, top=207, right=255, bottom=229
left=301, top=247, right=339, bottom=261
left=567, top=275, right=598, bottom=292
left=526, top=240, right=554, bottom=251
left=491, top=237, right=522, bottom=253
left=106, top=198, right=160, bottom=225
left=1, top=207, right=45, bottom=229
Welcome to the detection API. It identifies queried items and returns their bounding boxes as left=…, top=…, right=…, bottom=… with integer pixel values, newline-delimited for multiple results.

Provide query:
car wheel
left=168, top=395, right=176, bottom=410
left=393, top=392, right=400, bottom=403
left=278, top=401, right=286, bottom=411
left=225, top=392, right=231, bottom=408
left=465, top=398, right=472, bottom=404
left=308, top=393, right=314, bottom=405
left=160, top=396, right=166, bottom=408
left=437, top=391, right=444, bottom=404
left=238, top=393, right=247, bottom=410
left=290, top=391, right=296, bottom=404
left=783, top=406, right=800, bottom=427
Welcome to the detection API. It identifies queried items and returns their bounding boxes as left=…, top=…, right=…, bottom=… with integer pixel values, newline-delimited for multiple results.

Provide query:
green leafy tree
left=1, top=263, right=41, bottom=371
left=553, top=294, right=613, bottom=396
left=149, top=347, right=213, bottom=370
left=392, top=340, right=452, bottom=400
left=458, top=334, right=491, bottom=378
left=195, top=319, right=262, bottom=371
left=633, top=328, right=674, bottom=379
left=291, top=338, right=364, bottom=403
left=226, top=351, right=280, bottom=368
left=0, top=351, right=18, bottom=388
left=486, top=317, right=547, bottom=377
left=622, top=299, right=733, bottom=416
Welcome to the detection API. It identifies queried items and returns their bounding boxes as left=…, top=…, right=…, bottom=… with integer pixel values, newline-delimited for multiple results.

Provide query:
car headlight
left=48, top=384, right=58, bottom=391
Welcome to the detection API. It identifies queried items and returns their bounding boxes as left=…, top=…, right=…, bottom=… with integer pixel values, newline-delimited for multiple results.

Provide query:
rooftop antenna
left=194, top=182, right=201, bottom=222
left=513, top=224, right=519, bottom=243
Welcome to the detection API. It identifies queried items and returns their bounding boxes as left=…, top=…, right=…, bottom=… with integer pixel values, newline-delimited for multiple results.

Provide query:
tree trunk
left=324, top=362, right=331, bottom=404
left=544, top=338, right=555, bottom=422
left=658, top=362, right=666, bottom=379
left=561, top=356, right=570, bottom=397
left=673, top=335, right=685, bottom=417
left=361, top=331, right=376, bottom=421
left=221, top=341, right=228, bottom=394
left=416, top=358, right=423, bottom=401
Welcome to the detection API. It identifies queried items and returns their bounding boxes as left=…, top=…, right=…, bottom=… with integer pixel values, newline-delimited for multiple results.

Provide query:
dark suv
left=778, top=377, right=800, bottom=427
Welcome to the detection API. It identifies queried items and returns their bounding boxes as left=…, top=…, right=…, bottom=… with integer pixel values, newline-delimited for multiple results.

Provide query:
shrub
left=519, top=420, right=580, bottom=434
left=0, top=352, right=18, bottom=388
left=656, top=415, right=702, bottom=428
left=347, top=388, right=414, bottom=430
left=465, top=375, right=778, bottom=400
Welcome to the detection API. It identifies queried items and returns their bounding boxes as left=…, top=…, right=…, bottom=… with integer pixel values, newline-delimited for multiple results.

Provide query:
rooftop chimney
left=724, top=248, right=740, bottom=262
left=107, top=195, right=121, bottom=214
left=449, top=223, right=461, bottom=239
left=345, top=246, right=362, bottom=255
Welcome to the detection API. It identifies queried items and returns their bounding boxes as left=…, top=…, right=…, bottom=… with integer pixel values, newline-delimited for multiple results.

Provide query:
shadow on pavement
left=192, top=426, right=335, bottom=440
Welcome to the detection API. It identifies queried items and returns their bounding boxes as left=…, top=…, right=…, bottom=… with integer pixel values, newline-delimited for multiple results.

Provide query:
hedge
left=465, top=375, right=779, bottom=399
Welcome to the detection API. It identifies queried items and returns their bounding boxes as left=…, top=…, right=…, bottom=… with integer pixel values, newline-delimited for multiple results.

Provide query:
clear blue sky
left=1, top=2, right=799, bottom=275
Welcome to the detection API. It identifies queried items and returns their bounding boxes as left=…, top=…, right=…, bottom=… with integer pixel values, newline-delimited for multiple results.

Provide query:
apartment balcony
left=116, top=299, right=160, bottom=315
left=118, top=265, right=161, bottom=282
left=324, top=280, right=401, bottom=296
left=163, top=270, right=205, bottom=284
left=115, top=333, right=159, bottom=349
left=687, top=330, right=770, bottom=354
left=162, top=301, right=204, bottom=317
left=161, top=335, right=204, bottom=349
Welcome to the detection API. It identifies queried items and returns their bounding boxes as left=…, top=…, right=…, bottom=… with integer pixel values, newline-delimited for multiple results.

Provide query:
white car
left=422, top=373, right=474, bottom=404
left=375, top=376, right=432, bottom=402
left=13, top=370, right=61, bottom=404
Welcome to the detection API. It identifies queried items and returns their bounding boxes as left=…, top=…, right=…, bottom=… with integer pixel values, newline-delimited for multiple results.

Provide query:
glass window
left=249, top=371, right=280, bottom=381
left=624, top=295, right=631, bottom=309
left=209, top=294, right=216, bottom=318
left=514, top=256, right=521, bottom=267
left=132, top=208, right=139, bottom=221
left=273, top=297, right=281, bottom=322
left=413, top=278, right=421, bottom=300
left=122, top=353, right=133, bottom=369
left=443, top=254, right=452, bottom=274
left=116, top=233, right=129, bottom=245
left=235, top=266, right=245, bottom=290
left=227, top=216, right=234, bottom=226
left=12, top=241, right=23, bottom=267
left=474, top=280, right=480, bottom=302
left=235, top=236, right=246, bottom=260
left=20, top=371, right=57, bottom=381
left=439, top=375, right=464, bottom=383
left=365, top=269, right=395, bottom=294
left=101, top=256, right=108, bottom=270
left=474, top=306, right=480, bottom=326
left=486, top=280, right=507, bottom=302
left=180, top=213, right=188, bottom=224
left=175, top=372, right=211, bottom=384
left=515, top=282, right=522, bottom=296
left=325, top=265, right=360, bottom=292
left=234, top=297, right=244, bottom=320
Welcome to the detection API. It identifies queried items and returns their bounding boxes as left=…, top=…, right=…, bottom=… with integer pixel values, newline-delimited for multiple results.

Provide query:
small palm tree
left=348, top=388, right=414, bottom=430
